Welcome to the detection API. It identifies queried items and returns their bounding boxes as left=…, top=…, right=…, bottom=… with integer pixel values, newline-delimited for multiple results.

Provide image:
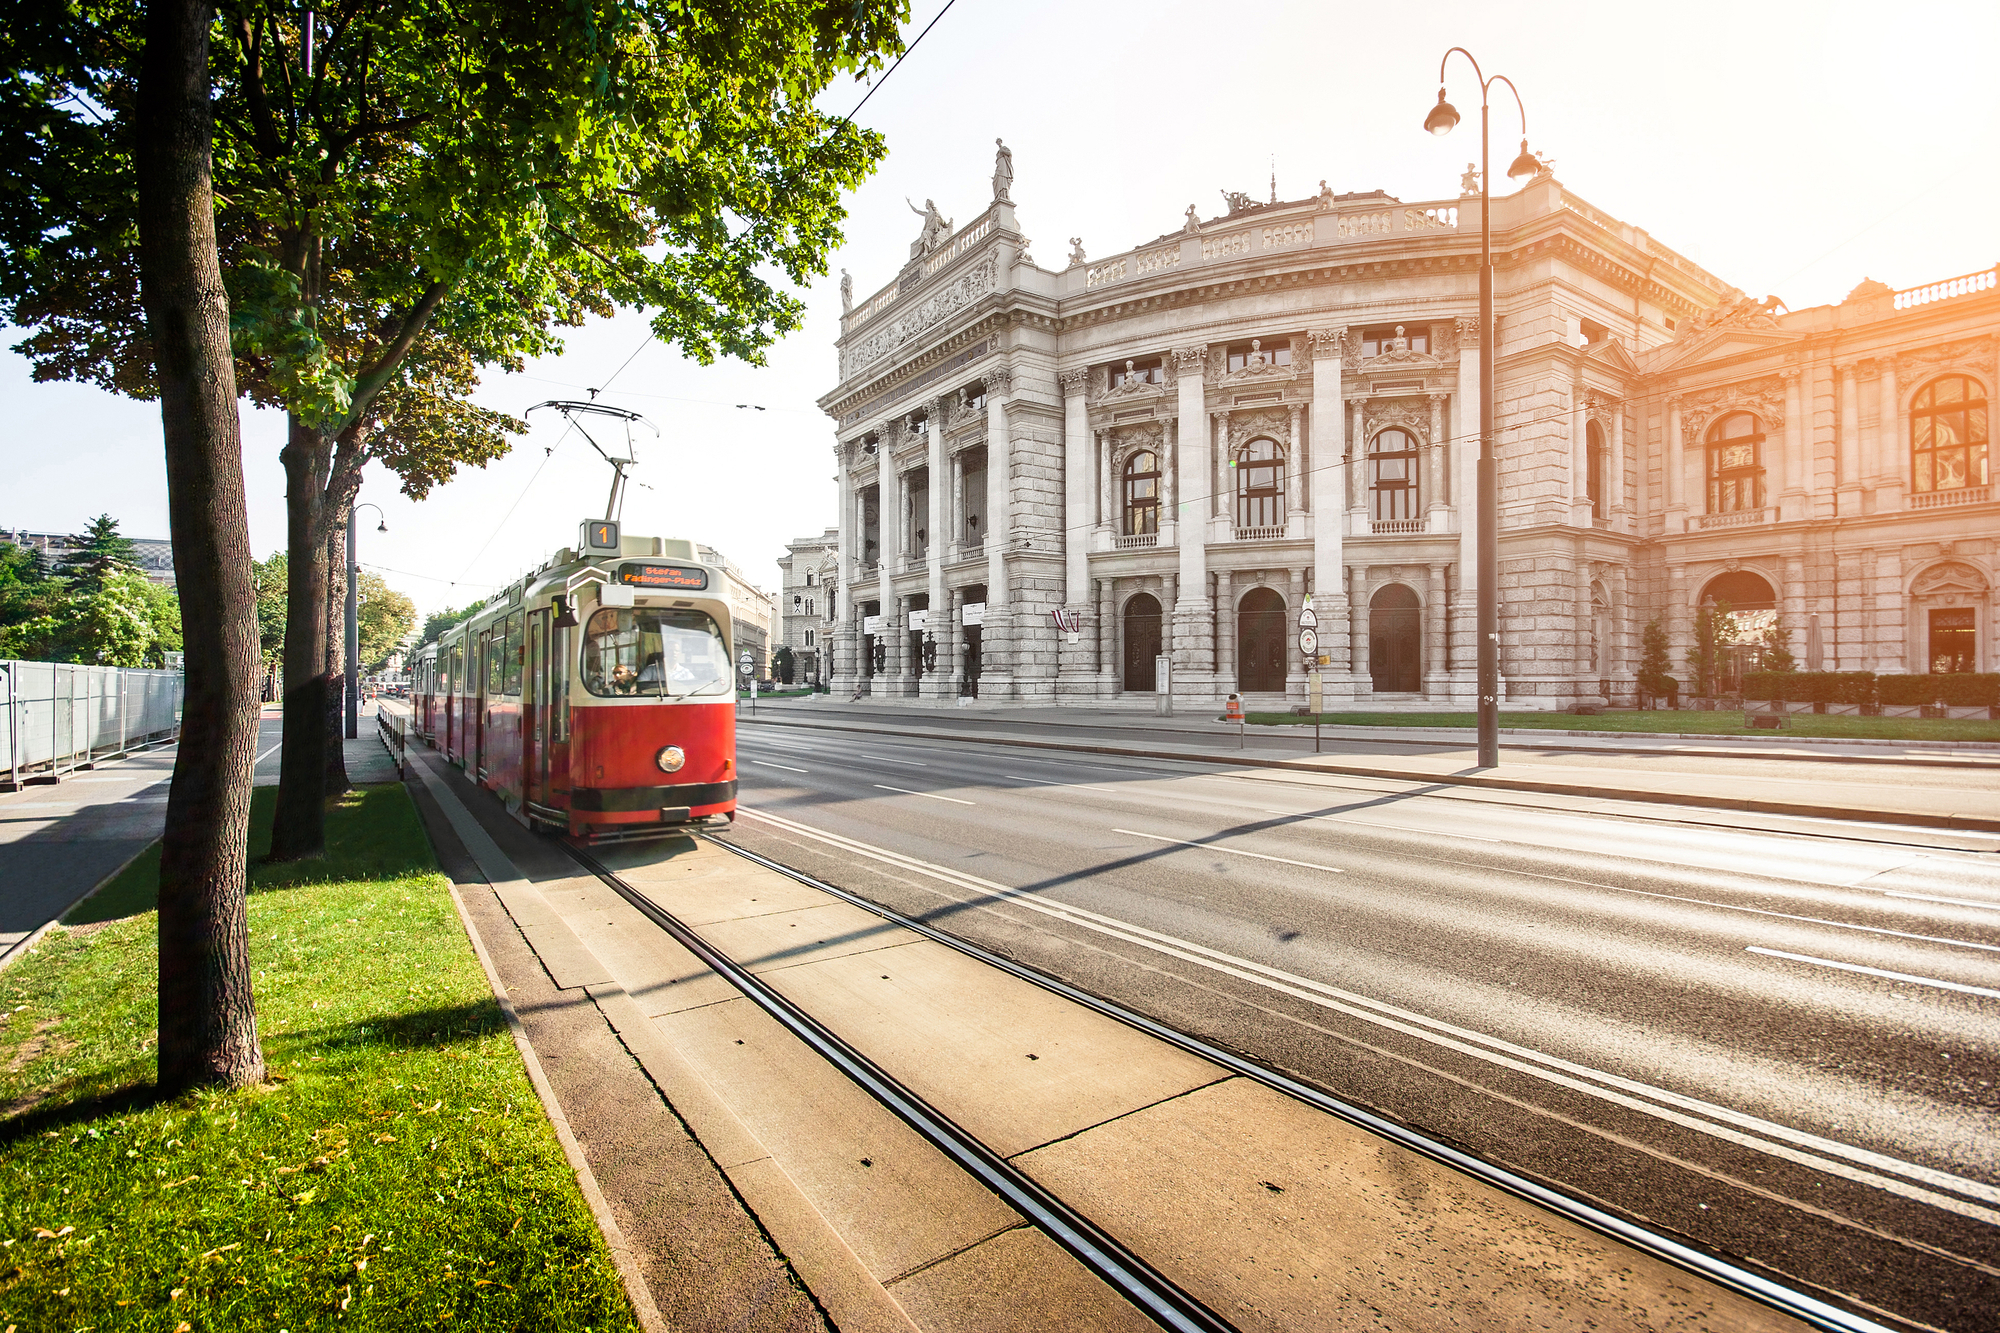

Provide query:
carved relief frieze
left=1224, top=406, right=1293, bottom=454
left=1911, top=560, right=1990, bottom=598
left=840, top=257, right=998, bottom=381
left=1678, top=376, right=1786, bottom=446
left=1221, top=339, right=1297, bottom=386
left=1895, top=338, right=1997, bottom=393
left=1431, top=322, right=1459, bottom=360
left=1361, top=398, right=1432, bottom=445
left=1108, top=421, right=1166, bottom=470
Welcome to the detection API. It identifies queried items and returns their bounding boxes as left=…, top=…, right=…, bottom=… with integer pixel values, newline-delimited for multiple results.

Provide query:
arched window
left=1912, top=376, right=1989, bottom=495
left=1586, top=420, right=1607, bottom=519
left=1234, top=439, right=1285, bottom=529
left=1370, top=429, right=1420, bottom=522
left=1123, top=451, right=1161, bottom=535
left=1705, top=413, right=1764, bottom=514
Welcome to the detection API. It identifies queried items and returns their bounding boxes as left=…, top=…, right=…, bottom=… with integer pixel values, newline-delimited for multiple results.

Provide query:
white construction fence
left=0, top=660, right=184, bottom=789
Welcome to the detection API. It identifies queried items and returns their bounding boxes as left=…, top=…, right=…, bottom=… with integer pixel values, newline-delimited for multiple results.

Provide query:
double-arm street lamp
left=1425, top=48, right=1541, bottom=768
left=346, top=503, right=386, bottom=739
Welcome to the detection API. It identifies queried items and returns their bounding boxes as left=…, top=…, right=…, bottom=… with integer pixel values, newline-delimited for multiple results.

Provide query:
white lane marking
left=740, top=806, right=2000, bottom=1223
left=872, top=784, right=974, bottom=805
left=857, top=754, right=927, bottom=766
left=1112, top=829, right=1345, bottom=875
left=1748, top=947, right=2000, bottom=1000
left=1005, top=775, right=1119, bottom=794
left=255, top=741, right=283, bottom=766
left=1263, top=810, right=1505, bottom=844
left=751, top=760, right=809, bottom=773
left=1270, top=814, right=2000, bottom=955
left=1884, top=891, right=2000, bottom=913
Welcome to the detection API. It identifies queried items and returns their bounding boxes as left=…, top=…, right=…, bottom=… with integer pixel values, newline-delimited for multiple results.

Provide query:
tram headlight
left=655, top=745, right=686, bottom=774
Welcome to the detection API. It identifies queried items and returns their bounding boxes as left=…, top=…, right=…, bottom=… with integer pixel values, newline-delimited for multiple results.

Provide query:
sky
left=4, top=0, right=1995, bottom=623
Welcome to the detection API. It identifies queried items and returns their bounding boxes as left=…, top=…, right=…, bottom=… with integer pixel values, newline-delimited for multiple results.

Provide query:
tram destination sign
left=617, top=562, right=709, bottom=591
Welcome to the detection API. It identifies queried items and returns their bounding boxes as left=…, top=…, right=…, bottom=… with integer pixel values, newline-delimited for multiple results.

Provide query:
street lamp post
left=346, top=503, right=386, bottom=739
left=1425, top=48, right=1542, bottom=769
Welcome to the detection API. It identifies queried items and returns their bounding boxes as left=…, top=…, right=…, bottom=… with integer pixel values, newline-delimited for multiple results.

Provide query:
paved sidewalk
left=743, top=702, right=2000, bottom=835
left=407, top=746, right=1827, bottom=1333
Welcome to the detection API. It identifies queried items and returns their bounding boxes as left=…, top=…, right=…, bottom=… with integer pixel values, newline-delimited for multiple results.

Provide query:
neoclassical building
left=776, top=528, right=839, bottom=684
left=816, top=151, right=1998, bottom=708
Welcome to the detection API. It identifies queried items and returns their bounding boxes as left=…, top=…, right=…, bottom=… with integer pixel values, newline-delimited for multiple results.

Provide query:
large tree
left=137, top=0, right=266, bottom=1092
left=4, top=0, right=906, bottom=859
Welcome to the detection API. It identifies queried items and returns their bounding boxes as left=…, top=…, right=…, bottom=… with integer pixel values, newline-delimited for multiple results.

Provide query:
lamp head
left=376, top=520, right=387, bottom=532
left=1423, top=88, right=1460, bottom=136
left=1506, top=139, right=1542, bottom=185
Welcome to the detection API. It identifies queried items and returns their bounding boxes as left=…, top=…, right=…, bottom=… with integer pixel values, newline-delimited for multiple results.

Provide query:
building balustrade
left=1112, top=532, right=1159, bottom=550
left=1894, top=264, right=1997, bottom=310
left=1232, top=524, right=1288, bottom=542
left=1691, top=508, right=1772, bottom=531
left=1370, top=518, right=1424, bottom=535
left=1909, top=485, right=1991, bottom=510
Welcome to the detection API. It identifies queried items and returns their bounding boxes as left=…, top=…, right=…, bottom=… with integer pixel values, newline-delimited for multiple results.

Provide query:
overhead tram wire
left=579, top=0, right=964, bottom=410
left=452, top=418, right=578, bottom=585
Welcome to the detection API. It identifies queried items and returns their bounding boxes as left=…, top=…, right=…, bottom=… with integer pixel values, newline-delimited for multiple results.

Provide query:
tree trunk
left=323, top=515, right=351, bottom=794
left=269, top=414, right=330, bottom=860
left=137, top=0, right=266, bottom=1092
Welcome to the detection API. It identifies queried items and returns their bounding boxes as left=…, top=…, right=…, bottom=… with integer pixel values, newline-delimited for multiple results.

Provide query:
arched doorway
left=1369, top=584, right=1421, bottom=692
left=1123, top=593, right=1161, bottom=691
left=1237, top=587, right=1287, bottom=692
left=1696, top=571, right=1776, bottom=695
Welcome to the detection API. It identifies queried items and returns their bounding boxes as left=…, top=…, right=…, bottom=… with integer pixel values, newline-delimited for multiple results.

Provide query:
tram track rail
left=562, top=838, right=1239, bottom=1333
left=629, top=829, right=1897, bottom=1333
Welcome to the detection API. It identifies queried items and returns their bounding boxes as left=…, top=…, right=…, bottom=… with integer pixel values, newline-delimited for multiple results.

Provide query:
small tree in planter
left=1685, top=600, right=1732, bottom=705
left=773, top=645, right=796, bottom=685
left=1637, top=618, right=1676, bottom=709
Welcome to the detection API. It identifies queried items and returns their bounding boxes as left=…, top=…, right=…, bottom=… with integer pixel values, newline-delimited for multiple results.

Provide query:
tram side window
left=503, top=611, right=524, bottom=696
left=581, top=607, right=731, bottom=698
left=551, top=625, right=571, bottom=740
left=481, top=632, right=502, bottom=696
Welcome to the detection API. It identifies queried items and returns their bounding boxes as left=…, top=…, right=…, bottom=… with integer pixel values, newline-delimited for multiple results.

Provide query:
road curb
left=744, top=716, right=2000, bottom=836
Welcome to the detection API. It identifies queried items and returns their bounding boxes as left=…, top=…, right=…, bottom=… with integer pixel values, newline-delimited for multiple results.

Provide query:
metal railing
left=376, top=706, right=407, bottom=778
left=1, top=660, right=184, bottom=790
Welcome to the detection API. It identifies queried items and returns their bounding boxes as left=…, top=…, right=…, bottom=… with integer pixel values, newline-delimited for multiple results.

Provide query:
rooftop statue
left=992, top=138, right=1014, bottom=202
left=839, top=268, right=852, bottom=313
left=1220, top=188, right=1256, bottom=215
left=1460, top=163, right=1480, bottom=196
left=907, top=197, right=952, bottom=255
left=1067, top=237, right=1086, bottom=268
left=1183, top=204, right=1201, bottom=235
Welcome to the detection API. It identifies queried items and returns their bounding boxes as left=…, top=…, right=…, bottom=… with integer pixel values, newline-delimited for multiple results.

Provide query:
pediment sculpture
left=1105, top=360, right=1165, bottom=399
left=1223, top=339, right=1294, bottom=383
left=1912, top=561, right=1989, bottom=597
left=1356, top=325, right=1440, bottom=370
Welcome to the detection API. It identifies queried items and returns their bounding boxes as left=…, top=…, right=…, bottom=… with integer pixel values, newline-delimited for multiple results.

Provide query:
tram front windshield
left=582, top=607, right=730, bottom=699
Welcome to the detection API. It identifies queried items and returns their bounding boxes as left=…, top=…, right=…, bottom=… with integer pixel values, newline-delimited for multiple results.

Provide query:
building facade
left=775, top=528, right=839, bottom=684
left=696, top=544, right=778, bottom=680
left=4, top=528, right=176, bottom=589
left=817, top=149, right=1998, bottom=708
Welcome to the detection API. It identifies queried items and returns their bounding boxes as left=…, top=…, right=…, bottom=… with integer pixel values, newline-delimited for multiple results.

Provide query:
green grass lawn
left=0, top=785, right=636, bottom=1332
left=1245, top=709, right=2000, bottom=743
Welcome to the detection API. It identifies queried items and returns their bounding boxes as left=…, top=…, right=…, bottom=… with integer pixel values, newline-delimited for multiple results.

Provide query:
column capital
left=1307, top=328, right=1347, bottom=360
left=984, top=363, right=1014, bottom=394
left=1170, top=345, right=1208, bottom=374
left=1454, top=315, right=1481, bottom=349
left=1058, top=367, right=1091, bottom=396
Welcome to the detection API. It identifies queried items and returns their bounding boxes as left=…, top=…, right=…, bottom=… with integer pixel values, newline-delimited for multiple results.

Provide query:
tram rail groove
left=697, top=829, right=1901, bottom=1333
left=561, top=841, right=1239, bottom=1333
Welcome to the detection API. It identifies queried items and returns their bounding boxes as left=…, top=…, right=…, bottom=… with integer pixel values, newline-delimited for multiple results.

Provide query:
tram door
left=473, top=630, right=490, bottom=778
left=524, top=610, right=551, bottom=811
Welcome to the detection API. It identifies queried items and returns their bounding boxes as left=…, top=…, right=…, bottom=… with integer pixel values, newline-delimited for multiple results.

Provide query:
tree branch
left=344, top=279, right=454, bottom=427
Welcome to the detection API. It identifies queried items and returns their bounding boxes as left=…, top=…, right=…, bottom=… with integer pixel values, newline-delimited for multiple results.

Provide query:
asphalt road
left=723, top=716, right=2000, bottom=1333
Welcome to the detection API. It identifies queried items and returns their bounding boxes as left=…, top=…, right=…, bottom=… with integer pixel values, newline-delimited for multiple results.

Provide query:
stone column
left=1569, top=377, right=1591, bottom=525
left=1783, top=556, right=1806, bottom=662
left=1283, top=568, right=1306, bottom=703
left=1448, top=316, right=1480, bottom=701
left=983, top=367, right=1014, bottom=697
left=1305, top=330, right=1352, bottom=698
left=1097, top=577, right=1115, bottom=687
left=950, top=448, right=965, bottom=557
left=1160, top=417, right=1179, bottom=547
left=1215, top=568, right=1235, bottom=689
left=1424, top=563, right=1448, bottom=698
left=1838, top=361, right=1863, bottom=516
left=1666, top=565, right=1690, bottom=688
left=1059, top=369, right=1095, bottom=696
left=1665, top=396, right=1687, bottom=530
left=1574, top=555, right=1600, bottom=707
left=1427, top=392, right=1449, bottom=527
left=1348, top=564, right=1369, bottom=693
left=1608, top=562, right=1632, bottom=700
left=1780, top=367, right=1805, bottom=521
left=1873, top=550, right=1906, bottom=673
left=1163, top=572, right=1179, bottom=662
left=892, top=593, right=909, bottom=695
left=1172, top=346, right=1213, bottom=699
left=1874, top=360, right=1902, bottom=509
left=1348, top=398, right=1368, bottom=530
left=924, top=399, right=950, bottom=699
left=1285, top=404, right=1306, bottom=536
left=1096, top=428, right=1113, bottom=542
left=1609, top=404, right=1629, bottom=532
left=1210, top=411, right=1227, bottom=521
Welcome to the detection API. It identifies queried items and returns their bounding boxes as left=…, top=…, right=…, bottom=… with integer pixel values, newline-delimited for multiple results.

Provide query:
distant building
left=3, top=528, right=175, bottom=589
left=775, top=528, right=839, bottom=683
left=698, top=544, right=778, bottom=679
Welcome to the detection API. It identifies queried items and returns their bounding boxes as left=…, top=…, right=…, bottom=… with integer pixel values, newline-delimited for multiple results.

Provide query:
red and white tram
left=412, top=524, right=737, bottom=839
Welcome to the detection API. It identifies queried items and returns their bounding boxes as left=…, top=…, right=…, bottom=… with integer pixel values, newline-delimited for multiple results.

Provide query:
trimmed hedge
left=1878, top=672, right=2000, bottom=707
left=1742, top=670, right=1878, bottom=704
